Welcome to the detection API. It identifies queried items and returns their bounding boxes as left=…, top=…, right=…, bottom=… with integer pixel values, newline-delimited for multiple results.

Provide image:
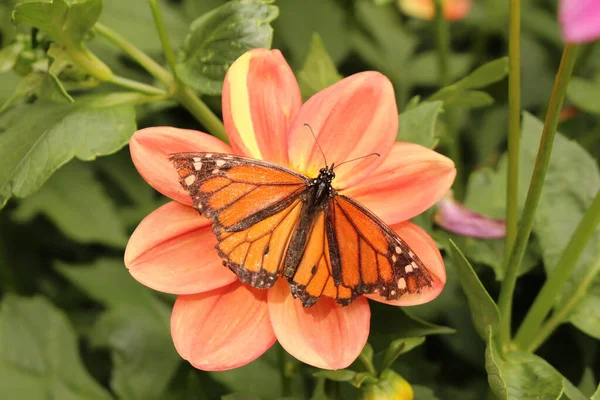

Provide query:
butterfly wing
left=328, top=195, right=434, bottom=301
left=286, top=208, right=355, bottom=307
left=287, top=194, right=434, bottom=306
left=171, top=153, right=310, bottom=288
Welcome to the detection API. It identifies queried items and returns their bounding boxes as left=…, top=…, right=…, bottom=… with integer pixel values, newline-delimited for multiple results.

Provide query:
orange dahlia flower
left=125, top=49, right=455, bottom=371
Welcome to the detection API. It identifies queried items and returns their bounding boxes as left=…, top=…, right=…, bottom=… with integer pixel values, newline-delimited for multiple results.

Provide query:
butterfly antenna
left=333, top=153, right=381, bottom=170
left=304, top=123, right=328, bottom=167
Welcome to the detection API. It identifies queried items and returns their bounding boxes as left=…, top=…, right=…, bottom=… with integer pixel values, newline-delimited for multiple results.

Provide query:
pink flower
left=125, top=49, right=456, bottom=371
left=560, top=0, right=600, bottom=43
left=434, top=195, right=506, bottom=239
left=398, top=0, right=471, bottom=21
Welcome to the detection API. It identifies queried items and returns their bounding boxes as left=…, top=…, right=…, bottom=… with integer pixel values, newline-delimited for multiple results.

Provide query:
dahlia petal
left=268, top=281, right=370, bottom=370
left=341, top=142, right=456, bottom=226
left=559, top=0, right=600, bottom=43
left=398, top=0, right=471, bottom=21
left=130, top=127, right=232, bottom=205
left=125, top=201, right=236, bottom=294
left=367, top=221, right=446, bottom=306
left=435, top=195, right=506, bottom=238
left=223, top=49, right=302, bottom=164
left=287, top=72, right=397, bottom=185
left=171, top=282, right=276, bottom=371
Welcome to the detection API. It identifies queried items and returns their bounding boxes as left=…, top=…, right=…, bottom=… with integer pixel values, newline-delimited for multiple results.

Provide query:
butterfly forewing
left=171, top=153, right=309, bottom=288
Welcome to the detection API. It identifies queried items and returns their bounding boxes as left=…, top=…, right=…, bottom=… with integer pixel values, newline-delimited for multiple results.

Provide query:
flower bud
left=360, top=370, right=414, bottom=400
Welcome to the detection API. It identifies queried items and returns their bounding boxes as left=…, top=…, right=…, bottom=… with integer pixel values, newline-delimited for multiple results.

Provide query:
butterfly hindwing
left=328, top=195, right=434, bottom=301
left=171, top=153, right=309, bottom=288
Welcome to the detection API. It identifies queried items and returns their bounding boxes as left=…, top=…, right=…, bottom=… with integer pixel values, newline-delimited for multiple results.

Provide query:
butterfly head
left=318, top=167, right=336, bottom=183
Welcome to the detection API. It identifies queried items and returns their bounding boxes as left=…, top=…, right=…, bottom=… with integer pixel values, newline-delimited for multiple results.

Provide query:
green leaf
left=562, top=379, right=588, bottom=400
left=435, top=230, right=541, bottom=280
left=221, top=395, right=262, bottom=400
left=313, top=370, right=357, bottom=382
left=369, top=305, right=455, bottom=351
left=0, top=93, right=137, bottom=210
left=55, top=258, right=161, bottom=310
left=13, top=0, right=102, bottom=47
left=484, top=327, right=507, bottom=399
left=413, top=385, right=440, bottom=400
left=0, top=42, right=24, bottom=73
left=407, top=52, right=473, bottom=86
left=381, top=337, right=426, bottom=371
left=0, top=295, right=112, bottom=400
left=350, top=1, right=417, bottom=87
left=485, top=327, right=565, bottom=400
left=566, top=77, right=600, bottom=115
left=13, top=161, right=127, bottom=247
left=442, top=90, right=495, bottom=109
left=209, top=349, right=282, bottom=399
left=297, top=33, right=342, bottom=99
left=274, top=0, right=349, bottom=66
left=397, top=100, right=443, bottom=148
left=592, top=384, right=600, bottom=400
left=454, top=57, right=509, bottom=90
left=176, top=0, right=278, bottom=95
left=90, top=305, right=179, bottom=400
left=519, top=113, right=600, bottom=337
left=57, top=258, right=178, bottom=400
left=448, top=240, right=500, bottom=339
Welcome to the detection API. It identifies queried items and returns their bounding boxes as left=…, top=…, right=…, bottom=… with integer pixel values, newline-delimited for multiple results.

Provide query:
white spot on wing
left=411, top=262, right=418, bottom=269
left=193, top=161, right=202, bottom=170
left=405, top=265, right=413, bottom=273
left=398, top=278, right=407, bottom=289
left=216, top=160, right=226, bottom=167
left=395, top=246, right=402, bottom=254
left=193, top=157, right=201, bottom=162
left=184, top=175, right=196, bottom=186
left=205, top=154, right=213, bottom=158
left=392, top=255, right=397, bottom=263
left=212, top=168, right=220, bottom=174
left=408, top=251, right=415, bottom=258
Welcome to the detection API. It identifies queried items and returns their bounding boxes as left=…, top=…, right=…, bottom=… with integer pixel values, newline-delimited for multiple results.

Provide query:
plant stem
left=358, top=351, right=377, bottom=376
left=496, top=44, right=579, bottom=349
left=505, top=0, right=521, bottom=259
left=148, top=0, right=179, bottom=77
left=174, top=87, right=228, bottom=142
left=433, top=0, right=464, bottom=198
left=434, top=0, right=450, bottom=87
left=527, top=258, right=600, bottom=353
left=108, top=75, right=167, bottom=96
left=95, top=16, right=227, bottom=139
left=93, top=22, right=173, bottom=85
left=515, top=188, right=600, bottom=350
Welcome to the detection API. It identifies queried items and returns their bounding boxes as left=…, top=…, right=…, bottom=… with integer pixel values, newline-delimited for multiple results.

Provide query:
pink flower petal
left=130, top=127, right=232, bottom=205
left=435, top=195, right=506, bottom=238
left=125, top=201, right=236, bottom=294
left=559, top=0, right=600, bottom=43
left=341, top=142, right=456, bottom=226
left=367, top=221, right=446, bottom=306
left=268, top=280, right=370, bottom=370
left=223, top=48, right=302, bottom=164
left=171, top=282, right=276, bottom=371
left=287, top=72, right=397, bottom=185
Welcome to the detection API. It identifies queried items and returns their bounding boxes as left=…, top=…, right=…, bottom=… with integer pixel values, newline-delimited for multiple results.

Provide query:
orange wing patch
left=171, top=153, right=310, bottom=289
left=329, top=196, right=434, bottom=302
left=288, top=211, right=355, bottom=307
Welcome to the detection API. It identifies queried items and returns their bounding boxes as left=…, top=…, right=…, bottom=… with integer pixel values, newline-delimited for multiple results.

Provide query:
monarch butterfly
left=171, top=146, right=433, bottom=307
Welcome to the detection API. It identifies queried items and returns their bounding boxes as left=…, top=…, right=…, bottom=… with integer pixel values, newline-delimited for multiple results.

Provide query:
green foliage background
left=0, top=0, right=600, bottom=399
